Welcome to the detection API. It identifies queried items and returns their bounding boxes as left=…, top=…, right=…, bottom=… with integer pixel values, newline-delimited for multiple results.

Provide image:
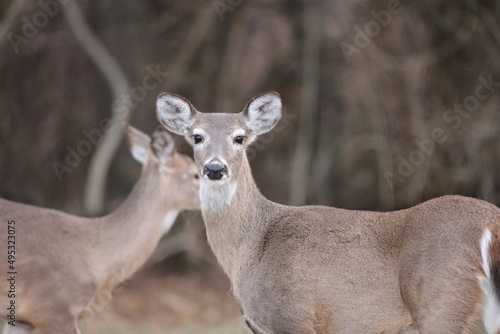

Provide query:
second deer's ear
left=151, top=127, right=176, bottom=169
left=242, top=92, right=282, bottom=136
left=124, top=123, right=151, bottom=165
left=156, top=93, right=196, bottom=135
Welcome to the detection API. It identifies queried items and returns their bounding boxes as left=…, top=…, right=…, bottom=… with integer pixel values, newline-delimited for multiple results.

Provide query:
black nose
left=203, top=163, right=226, bottom=180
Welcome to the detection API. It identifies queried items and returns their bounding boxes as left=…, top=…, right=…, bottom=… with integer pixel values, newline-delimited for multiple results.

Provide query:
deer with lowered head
left=0, top=124, right=199, bottom=334
left=157, top=91, right=500, bottom=334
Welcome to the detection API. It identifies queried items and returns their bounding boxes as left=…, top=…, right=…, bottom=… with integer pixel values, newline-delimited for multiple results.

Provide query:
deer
left=0, top=124, right=200, bottom=334
left=156, top=91, right=500, bottom=334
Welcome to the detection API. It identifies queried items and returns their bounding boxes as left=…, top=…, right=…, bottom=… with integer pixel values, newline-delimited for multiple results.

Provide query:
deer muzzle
left=203, top=161, right=227, bottom=180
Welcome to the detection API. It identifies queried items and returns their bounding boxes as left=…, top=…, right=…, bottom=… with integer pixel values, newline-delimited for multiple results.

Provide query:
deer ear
left=150, top=127, right=176, bottom=169
left=242, top=92, right=282, bottom=136
left=156, top=93, right=196, bottom=135
left=124, top=123, right=151, bottom=165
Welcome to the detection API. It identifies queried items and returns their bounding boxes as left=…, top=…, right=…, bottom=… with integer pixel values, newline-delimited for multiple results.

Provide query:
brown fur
left=0, top=125, right=199, bottom=334
left=157, top=92, right=500, bottom=334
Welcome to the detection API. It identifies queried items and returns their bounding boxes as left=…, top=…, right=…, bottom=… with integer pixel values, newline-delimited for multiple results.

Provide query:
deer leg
left=402, top=278, right=483, bottom=334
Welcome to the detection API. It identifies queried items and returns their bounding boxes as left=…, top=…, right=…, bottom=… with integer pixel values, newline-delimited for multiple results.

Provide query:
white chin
left=200, top=180, right=237, bottom=212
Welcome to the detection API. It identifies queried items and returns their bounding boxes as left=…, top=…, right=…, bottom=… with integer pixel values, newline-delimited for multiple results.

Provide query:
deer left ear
left=156, top=93, right=196, bottom=136
left=124, top=123, right=151, bottom=165
left=242, top=92, right=282, bottom=136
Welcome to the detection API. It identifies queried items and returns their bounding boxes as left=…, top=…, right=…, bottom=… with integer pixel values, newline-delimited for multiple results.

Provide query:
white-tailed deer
left=157, top=92, right=500, bottom=334
left=0, top=125, right=199, bottom=334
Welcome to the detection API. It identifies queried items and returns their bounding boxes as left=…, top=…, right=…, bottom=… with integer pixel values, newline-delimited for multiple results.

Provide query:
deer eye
left=193, top=134, right=204, bottom=144
left=234, top=136, right=246, bottom=144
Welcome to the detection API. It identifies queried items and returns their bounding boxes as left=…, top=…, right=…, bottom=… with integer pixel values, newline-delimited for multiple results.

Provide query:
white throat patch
left=162, top=210, right=180, bottom=234
left=200, top=179, right=237, bottom=212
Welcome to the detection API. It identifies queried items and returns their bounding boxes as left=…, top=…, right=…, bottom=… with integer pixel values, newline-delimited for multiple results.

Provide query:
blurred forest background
left=1, top=0, right=500, bottom=333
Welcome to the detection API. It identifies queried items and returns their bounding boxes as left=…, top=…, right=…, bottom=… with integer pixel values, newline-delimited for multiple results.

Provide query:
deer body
left=157, top=92, right=500, bottom=334
left=0, top=126, right=199, bottom=334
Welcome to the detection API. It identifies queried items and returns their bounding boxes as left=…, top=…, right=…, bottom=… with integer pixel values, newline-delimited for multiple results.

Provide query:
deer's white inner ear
left=243, top=93, right=282, bottom=135
left=131, top=144, right=149, bottom=165
left=156, top=94, right=195, bottom=135
left=125, top=124, right=151, bottom=164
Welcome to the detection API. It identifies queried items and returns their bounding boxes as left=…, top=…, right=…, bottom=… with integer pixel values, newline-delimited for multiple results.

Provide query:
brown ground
left=80, top=264, right=251, bottom=334
left=0, top=264, right=251, bottom=334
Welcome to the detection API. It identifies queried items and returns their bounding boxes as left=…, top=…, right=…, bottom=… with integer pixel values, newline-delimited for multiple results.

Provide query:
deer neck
left=90, top=163, right=175, bottom=283
left=200, top=155, right=272, bottom=280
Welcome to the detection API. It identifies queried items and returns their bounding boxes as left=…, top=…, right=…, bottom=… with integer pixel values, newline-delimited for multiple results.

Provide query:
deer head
left=155, top=92, right=282, bottom=186
left=125, top=123, right=200, bottom=211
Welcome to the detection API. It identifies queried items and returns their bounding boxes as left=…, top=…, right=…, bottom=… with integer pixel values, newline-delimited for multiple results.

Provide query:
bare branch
left=289, top=5, right=321, bottom=206
left=63, top=1, right=132, bottom=215
left=163, top=3, right=216, bottom=91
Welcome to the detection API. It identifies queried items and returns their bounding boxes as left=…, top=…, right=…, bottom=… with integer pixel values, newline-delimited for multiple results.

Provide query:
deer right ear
left=150, top=127, right=176, bottom=170
left=156, top=93, right=196, bottom=135
left=242, top=92, right=282, bottom=136
left=124, top=123, right=151, bottom=165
